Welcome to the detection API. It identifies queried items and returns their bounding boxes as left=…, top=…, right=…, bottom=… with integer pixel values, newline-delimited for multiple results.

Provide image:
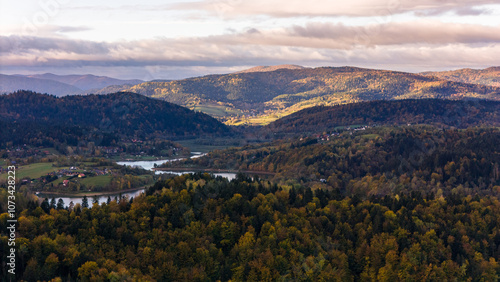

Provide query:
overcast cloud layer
left=0, top=0, right=499, bottom=79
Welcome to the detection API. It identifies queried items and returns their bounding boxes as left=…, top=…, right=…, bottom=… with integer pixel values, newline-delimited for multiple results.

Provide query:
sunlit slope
left=126, top=67, right=500, bottom=125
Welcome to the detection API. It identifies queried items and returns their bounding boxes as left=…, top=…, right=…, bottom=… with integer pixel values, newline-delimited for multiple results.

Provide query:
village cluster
left=313, top=124, right=376, bottom=142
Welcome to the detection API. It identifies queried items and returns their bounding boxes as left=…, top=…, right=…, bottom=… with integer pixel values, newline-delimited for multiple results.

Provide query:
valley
left=1, top=65, right=500, bottom=281
left=4, top=0, right=500, bottom=279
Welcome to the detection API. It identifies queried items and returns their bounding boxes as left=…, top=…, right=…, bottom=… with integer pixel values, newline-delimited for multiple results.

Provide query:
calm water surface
left=39, top=154, right=236, bottom=207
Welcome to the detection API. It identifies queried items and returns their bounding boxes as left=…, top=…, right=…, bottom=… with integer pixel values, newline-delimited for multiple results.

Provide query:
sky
left=1, top=0, right=500, bottom=80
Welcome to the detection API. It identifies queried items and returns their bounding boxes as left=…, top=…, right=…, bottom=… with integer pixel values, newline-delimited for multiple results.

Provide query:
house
left=63, top=180, right=69, bottom=186
left=78, top=173, right=86, bottom=178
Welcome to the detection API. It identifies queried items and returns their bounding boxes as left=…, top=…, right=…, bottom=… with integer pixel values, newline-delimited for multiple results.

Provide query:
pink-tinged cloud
left=1, top=18, right=499, bottom=77
left=173, top=0, right=498, bottom=18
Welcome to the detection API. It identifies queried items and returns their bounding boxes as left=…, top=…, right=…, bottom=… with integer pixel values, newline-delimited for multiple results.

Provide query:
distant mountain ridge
left=4, top=66, right=500, bottom=126
left=0, top=74, right=82, bottom=96
left=22, top=73, right=143, bottom=90
left=422, top=67, right=500, bottom=87
left=125, top=66, right=500, bottom=125
left=234, top=64, right=307, bottom=73
left=0, top=73, right=144, bottom=96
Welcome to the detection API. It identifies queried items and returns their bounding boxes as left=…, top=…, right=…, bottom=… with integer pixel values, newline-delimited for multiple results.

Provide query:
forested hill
left=265, top=99, right=500, bottom=135
left=0, top=91, right=231, bottom=139
left=170, top=126, right=500, bottom=197
left=129, top=67, right=500, bottom=104
left=422, top=67, right=500, bottom=87
left=124, top=66, right=500, bottom=125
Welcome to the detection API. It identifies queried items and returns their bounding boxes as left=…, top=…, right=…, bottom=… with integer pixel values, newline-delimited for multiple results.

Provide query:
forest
left=167, top=126, right=500, bottom=198
left=0, top=91, right=231, bottom=145
left=2, top=173, right=500, bottom=280
left=422, top=67, right=500, bottom=87
left=126, top=67, right=500, bottom=125
left=264, top=99, right=500, bottom=136
left=1, top=90, right=500, bottom=280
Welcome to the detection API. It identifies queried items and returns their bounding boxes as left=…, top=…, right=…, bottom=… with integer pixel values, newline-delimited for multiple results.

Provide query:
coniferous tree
left=56, top=198, right=65, bottom=210
left=50, top=198, right=56, bottom=210
left=82, top=195, right=89, bottom=208
left=41, top=198, right=50, bottom=213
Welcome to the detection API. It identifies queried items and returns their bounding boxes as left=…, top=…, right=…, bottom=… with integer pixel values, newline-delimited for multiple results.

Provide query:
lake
left=117, top=154, right=237, bottom=180
left=38, top=154, right=237, bottom=207
left=37, top=189, right=145, bottom=207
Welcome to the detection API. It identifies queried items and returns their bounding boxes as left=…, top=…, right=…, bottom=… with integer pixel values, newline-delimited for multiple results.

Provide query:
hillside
left=85, top=84, right=138, bottom=94
left=125, top=67, right=500, bottom=125
left=264, top=99, right=500, bottom=136
left=167, top=126, right=500, bottom=195
left=0, top=91, right=232, bottom=147
left=0, top=74, right=82, bottom=96
left=422, top=67, right=500, bottom=87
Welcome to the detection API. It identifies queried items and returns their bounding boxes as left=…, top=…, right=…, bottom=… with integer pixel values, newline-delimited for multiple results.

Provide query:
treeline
left=170, top=126, right=500, bottom=197
left=265, top=99, right=500, bottom=136
left=2, top=174, right=500, bottom=280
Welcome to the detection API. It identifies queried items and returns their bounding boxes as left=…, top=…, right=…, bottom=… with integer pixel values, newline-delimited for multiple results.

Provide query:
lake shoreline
left=153, top=167, right=276, bottom=176
left=35, top=186, right=149, bottom=198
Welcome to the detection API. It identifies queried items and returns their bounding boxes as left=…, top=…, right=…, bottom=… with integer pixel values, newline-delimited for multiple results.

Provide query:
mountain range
left=0, top=73, right=143, bottom=96
left=126, top=66, right=500, bottom=125
left=0, top=74, right=83, bottom=96
left=2, top=66, right=500, bottom=126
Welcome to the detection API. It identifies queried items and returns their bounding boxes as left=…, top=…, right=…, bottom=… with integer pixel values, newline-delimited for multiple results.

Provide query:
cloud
left=173, top=0, right=499, bottom=18
left=3, top=20, right=500, bottom=56
left=0, top=35, right=109, bottom=54
left=286, top=21, right=500, bottom=46
left=50, top=25, right=92, bottom=33
left=1, top=34, right=499, bottom=69
left=1, top=18, right=500, bottom=78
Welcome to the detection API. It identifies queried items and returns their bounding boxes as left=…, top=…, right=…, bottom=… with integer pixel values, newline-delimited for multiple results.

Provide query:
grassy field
left=51, top=175, right=113, bottom=188
left=361, top=133, right=381, bottom=140
left=51, top=176, right=67, bottom=186
left=230, top=115, right=279, bottom=126
left=78, top=175, right=113, bottom=188
left=191, top=104, right=243, bottom=118
left=3, top=163, right=68, bottom=180
left=227, top=109, right=297, bottom=126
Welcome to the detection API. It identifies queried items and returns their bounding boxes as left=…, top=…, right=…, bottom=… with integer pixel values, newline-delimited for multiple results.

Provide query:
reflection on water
left=37, top=189, right=144, bottom=207
left=116, top=158, right=182, bottom=170
left=117, top=154, right=236, bottom=180
left=116, top=153, right=206, bottom=170
left=40, top=153, right=236, bottom=208
left=155, top=171, right=236, bottom=180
